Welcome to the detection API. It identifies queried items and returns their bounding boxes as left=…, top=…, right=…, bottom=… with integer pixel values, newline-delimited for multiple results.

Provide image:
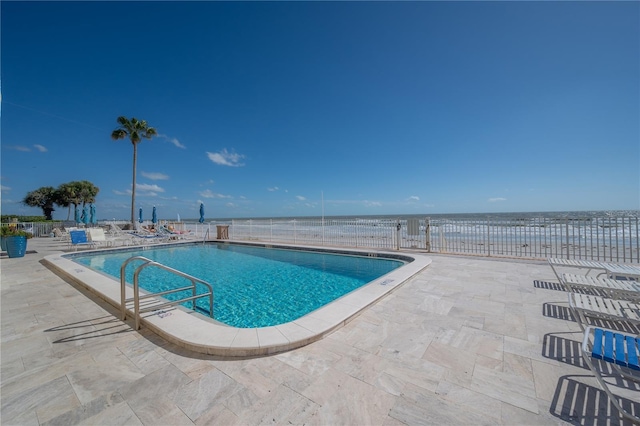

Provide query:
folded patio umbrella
left=82, top=205, right=89, bottom=225
left=90, top=204, right=97, bottom=225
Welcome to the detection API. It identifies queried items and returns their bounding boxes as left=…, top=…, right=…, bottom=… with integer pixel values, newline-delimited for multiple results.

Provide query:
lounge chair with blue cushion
left=581, top=326, right=640, bottom=422
left=69, top=230, right=96, bottom=251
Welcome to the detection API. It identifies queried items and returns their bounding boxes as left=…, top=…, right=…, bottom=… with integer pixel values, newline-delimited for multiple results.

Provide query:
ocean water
left=215, top=210, right=639, bottom=222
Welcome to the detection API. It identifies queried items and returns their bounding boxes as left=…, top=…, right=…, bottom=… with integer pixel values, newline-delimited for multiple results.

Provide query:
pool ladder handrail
left=120, top=256, right=214, bottom=330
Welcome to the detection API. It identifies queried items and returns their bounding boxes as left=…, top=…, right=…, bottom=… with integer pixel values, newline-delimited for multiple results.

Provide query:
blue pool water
left=72, top=243, right=404, bottom=328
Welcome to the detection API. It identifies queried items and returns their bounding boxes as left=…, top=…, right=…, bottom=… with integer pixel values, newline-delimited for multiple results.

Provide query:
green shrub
left=0, top=215, right=47, bottom=223
left=0, top=226, right=34, bottom=238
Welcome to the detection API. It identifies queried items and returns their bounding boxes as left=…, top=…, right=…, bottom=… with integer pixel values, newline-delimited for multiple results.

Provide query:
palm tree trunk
left=131, top=143, right=137, bottom=226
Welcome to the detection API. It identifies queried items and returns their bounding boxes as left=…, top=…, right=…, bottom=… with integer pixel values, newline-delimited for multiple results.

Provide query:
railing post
left=425, top=217, right=431, bottom=252
left=487, top=218, right=491, bottom=257
left=565, top=220, right=570, bottom=259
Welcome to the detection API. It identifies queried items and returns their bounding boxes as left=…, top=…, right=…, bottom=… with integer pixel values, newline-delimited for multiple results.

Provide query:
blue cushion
left=70, top=230, right=89, bottom=244
left=592, top=328, right=640, bottom=371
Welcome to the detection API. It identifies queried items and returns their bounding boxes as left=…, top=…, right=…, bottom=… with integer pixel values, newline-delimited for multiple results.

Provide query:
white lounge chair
left=107, top=223, right=131, bottom=237
left=549, top=258, right=640, bottom=283
left=562, top=273, right=640, bottom=302
left=88, top=228, right=132, bottom=247
left=568, top=293, right=640, bottom=331
left=52, top=227, right=70, bottom=243
left=128, top=231, right=170, bottom=245
left=157, top=226, right=194, bottom=240
left=581, top=326, right=640, bottom=422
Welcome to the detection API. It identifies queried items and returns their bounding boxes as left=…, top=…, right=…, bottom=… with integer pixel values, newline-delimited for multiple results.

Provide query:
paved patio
left=2, top=238, right=639, bottom=425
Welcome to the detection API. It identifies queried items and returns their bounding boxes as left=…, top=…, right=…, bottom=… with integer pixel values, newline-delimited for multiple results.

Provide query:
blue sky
left=2, top=1, right=638, bottom=221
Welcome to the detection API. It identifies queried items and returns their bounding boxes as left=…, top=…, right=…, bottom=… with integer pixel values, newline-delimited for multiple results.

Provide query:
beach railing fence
left=222, top=215, right=639, bottom=263
left=0, top=221, right=65, bottom=237
left=4, top=215, right=637, bottom=263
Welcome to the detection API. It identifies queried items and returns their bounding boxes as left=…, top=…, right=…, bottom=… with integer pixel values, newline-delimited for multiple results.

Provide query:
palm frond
left=111, top=129, right=127, bottom=140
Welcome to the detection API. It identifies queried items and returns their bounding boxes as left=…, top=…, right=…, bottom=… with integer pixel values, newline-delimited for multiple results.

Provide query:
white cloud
left=157, top=134, right=186, bottom=149
left=113, top=189, right=131, bottom=195
left=13, top=146, right=31, bottom=152
left=1, top=185, right=11, bottom=191
left=296, top=195, right=306, bottom=201
left=364, top=200, right=382, bottom=207
left=136, top=183, right=165, bottom=193
left=168, top=137, right=186, bottom=149
left=226, top=202, right=237, bottom=208
left=207, top=149, right=245, bottom=167
left=34, top=144, right=48, bottom=152
left=142, top=171, right=169, bottom=180
left=267, top=186, right=279, bottom=192
left=408, top=196, right=420, bottom=201
left=199, top=189, right=231, bottom=199
left=489, top=197, right=507, bottom=202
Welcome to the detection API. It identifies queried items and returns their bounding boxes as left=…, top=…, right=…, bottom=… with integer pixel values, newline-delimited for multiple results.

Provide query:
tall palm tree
left=111, top=117, right=157, bottom=226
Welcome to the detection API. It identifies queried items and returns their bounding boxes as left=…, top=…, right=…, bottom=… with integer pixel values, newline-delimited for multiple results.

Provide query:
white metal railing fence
left=221, top=216, right=639, bottom=263
left=0, top=221, right=65, bottom=237
left=431, top=216, right=640, bottom=262
left=4, top=216, right=638, bottom=263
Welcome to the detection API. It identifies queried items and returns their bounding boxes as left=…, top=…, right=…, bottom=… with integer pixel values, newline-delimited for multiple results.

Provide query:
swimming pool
left=72, top=243, right=404, bottom=328
left=44, top=241, right=431, bottom=356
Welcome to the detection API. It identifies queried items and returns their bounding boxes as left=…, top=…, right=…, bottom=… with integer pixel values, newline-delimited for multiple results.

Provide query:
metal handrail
left=203, top=228, right=209, bottom=245
left=120, top=256, right=214, bottom=330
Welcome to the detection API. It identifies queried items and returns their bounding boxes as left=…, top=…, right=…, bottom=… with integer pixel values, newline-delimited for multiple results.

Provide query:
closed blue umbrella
left=152, top=206, right=157, bottom=225
left=82, top=205, right=89, bottom=225
left=90, top=204, right=97, bottom=225
left=199, top=203, right=205, bottom=223
left=74, top=206, right=80, bottom=224
left=139, top=208, right=143, bottom=223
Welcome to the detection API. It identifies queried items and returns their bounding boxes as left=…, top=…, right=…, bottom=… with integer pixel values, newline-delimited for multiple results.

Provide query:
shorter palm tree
left=22, top=187, right=57, bottom=220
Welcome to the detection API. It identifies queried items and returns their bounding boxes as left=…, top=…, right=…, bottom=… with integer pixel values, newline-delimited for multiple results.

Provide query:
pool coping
left=42, top=240, right=432, bottom=357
